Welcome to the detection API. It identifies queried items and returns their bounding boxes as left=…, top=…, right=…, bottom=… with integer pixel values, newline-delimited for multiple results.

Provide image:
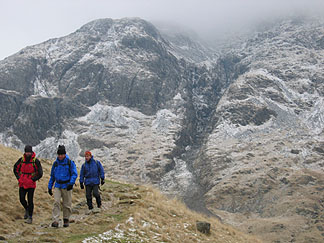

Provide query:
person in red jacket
left=13, top=145, right=43, bottom=224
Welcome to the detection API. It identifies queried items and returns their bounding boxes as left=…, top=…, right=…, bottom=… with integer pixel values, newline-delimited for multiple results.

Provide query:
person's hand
left=48, top=188, right=53, bottom=196
left=101, top=179, right=105, bottom=185
left=80, top=183, right=84, bottom=189
left=31, top=177, right=37, bottom=182
left=67, top=184, right=73, bottom=191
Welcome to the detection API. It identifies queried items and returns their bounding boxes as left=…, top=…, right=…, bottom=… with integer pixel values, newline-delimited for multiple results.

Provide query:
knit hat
left=24, top=145, right=33, bottom=153
left=57, top=145, right=66, bottom=155
left=85, top=151, right=92, bottom=157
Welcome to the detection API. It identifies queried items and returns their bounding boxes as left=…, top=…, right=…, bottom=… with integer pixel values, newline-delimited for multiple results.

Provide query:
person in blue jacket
left=80, top=151, right=105, bottom=211
left=48, top=145, right=78, bottom=228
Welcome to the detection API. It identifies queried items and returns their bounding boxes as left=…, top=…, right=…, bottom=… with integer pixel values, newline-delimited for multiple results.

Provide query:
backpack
left=18, top=156, right=37, bottom=177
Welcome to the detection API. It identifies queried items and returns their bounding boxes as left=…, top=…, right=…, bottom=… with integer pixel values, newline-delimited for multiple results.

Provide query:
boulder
left=196, top=221, right=211, bottom=234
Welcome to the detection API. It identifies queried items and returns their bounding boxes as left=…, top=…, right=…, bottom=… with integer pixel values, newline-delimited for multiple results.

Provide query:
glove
left=101, top=179, right=105, bottom=185
left=31, top=177, right=37, bottom=182
left=80, top=183, right=84, bottom=189
left=66, top=184, right=73, bottom=191
left=48, top=188, right=53, bottom=196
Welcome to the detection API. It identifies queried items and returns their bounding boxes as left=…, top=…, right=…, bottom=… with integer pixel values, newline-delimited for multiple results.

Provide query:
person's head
left=57, top=145, right=66, bottom=160
left=85, top=151, right=92, bottom=162
left=24, top=145, right=33, bottom=157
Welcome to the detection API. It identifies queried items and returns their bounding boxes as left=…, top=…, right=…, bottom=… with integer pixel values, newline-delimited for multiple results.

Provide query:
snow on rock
left=302, top=97, right=324, bottom=134
left=159, top=158, right=194, bottom=196
left=152, top=109, right=181, bottom=134
left=77, top=103, right=144, bottom=136
left=34, top=130, right=80, bottom=162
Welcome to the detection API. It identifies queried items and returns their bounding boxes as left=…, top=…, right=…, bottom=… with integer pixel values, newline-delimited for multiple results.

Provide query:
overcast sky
left=1, top=0, right=324, bottom=60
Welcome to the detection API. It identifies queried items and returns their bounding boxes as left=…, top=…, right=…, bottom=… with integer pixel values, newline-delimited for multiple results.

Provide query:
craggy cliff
left=1, top=16, right=324, bottom=242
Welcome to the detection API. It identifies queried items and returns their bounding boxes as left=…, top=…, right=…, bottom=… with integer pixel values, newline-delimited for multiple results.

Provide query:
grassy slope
left=0, top=144, right=260, bottom=242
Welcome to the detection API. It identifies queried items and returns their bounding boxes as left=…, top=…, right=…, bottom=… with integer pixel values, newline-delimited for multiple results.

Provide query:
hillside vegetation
left=0, top=144, right=260, bottom=242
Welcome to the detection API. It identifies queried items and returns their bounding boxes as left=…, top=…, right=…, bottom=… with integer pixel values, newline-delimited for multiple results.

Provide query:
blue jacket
left=79, top=156, right=105, bottom=186
left=48, top=154, right=78, bottom=189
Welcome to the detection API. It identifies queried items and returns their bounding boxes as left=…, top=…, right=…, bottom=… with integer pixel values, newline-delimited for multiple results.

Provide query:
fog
left=1, top=0, right=324, bottom=60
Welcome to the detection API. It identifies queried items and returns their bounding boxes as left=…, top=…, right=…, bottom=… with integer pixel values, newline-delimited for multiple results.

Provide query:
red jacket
left=13, top=152, right=43, bottom=189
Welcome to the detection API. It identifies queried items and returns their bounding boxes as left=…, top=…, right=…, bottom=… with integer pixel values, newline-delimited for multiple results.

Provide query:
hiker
left=48, top=145, right=78, bottom=227
left=79, top=151, right=105, bottom=212
left=13, top=145, right=43, bottom=224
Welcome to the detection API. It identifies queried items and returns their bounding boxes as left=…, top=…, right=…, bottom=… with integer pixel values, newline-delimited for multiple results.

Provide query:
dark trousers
left=19, top=187, right=35, bottom=217
left=85, top=185, right=101, bottom=209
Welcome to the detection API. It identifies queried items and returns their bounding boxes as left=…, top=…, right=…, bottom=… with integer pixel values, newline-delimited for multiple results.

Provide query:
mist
left=1, top=0, right=324, bottom=60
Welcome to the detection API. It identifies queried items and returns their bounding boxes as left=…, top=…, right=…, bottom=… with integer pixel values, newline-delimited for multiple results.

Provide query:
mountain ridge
left=1, top=16, right=324, bottom=242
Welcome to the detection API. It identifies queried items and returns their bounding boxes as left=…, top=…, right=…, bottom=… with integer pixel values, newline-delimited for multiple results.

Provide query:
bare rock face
left=0, top=17, right=232, bottom=185
left=0, top=90, right=23, bottom=131
left=192, top=16, right=324, bottom=242
left=0, top=18, right=182, bottom=116
left=1, top=15, right=324, bottom=243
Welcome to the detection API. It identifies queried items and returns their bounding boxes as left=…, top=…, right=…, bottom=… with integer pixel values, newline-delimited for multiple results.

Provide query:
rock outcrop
left=1, top=15, right=324, bottom=242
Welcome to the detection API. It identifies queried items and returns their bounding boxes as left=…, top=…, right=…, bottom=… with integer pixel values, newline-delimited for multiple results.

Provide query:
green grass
left=104, top=212, right=128, bottom=221
left=106, top=179, right=137, bottom=189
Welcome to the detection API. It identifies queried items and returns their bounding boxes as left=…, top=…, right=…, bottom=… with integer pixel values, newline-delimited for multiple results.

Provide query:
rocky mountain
left=0, top=17, right=239, bottom=186
left=153, top=21, right=218, bottom=64
left=195, top=16, right=324, bottom=242
left=1, top=15, right=324, bottom=242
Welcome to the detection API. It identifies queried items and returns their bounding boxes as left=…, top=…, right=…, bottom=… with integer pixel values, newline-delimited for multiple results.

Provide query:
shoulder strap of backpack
left=54, top=159, right=72, bottom=176
left=84, top=160, right=100, bottom=175
left=31, top=157, right=37, bottom=174
left=19, top=156, right=37, bottom=175
left=68, top=159, right=71, bottom=176
left=96, top=160, right=101, bottom=175
left=17, top=157, right=23, bottom=173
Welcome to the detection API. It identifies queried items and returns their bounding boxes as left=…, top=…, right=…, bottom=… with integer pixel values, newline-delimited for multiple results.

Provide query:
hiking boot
left=24, top=209, right=28, bottom=219
left=86, top=209, right=93, bottom=215
left=25, top=216, right=32, bottom=224
left=51, top=221, right=59, bottom=228
left=92, top=208, right=101, bottom=214
left=63, top=218, right=69, bottom=227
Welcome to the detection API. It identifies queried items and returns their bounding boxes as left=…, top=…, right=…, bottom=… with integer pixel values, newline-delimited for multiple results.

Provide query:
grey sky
left=1, top=0, right=324, bottom=60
